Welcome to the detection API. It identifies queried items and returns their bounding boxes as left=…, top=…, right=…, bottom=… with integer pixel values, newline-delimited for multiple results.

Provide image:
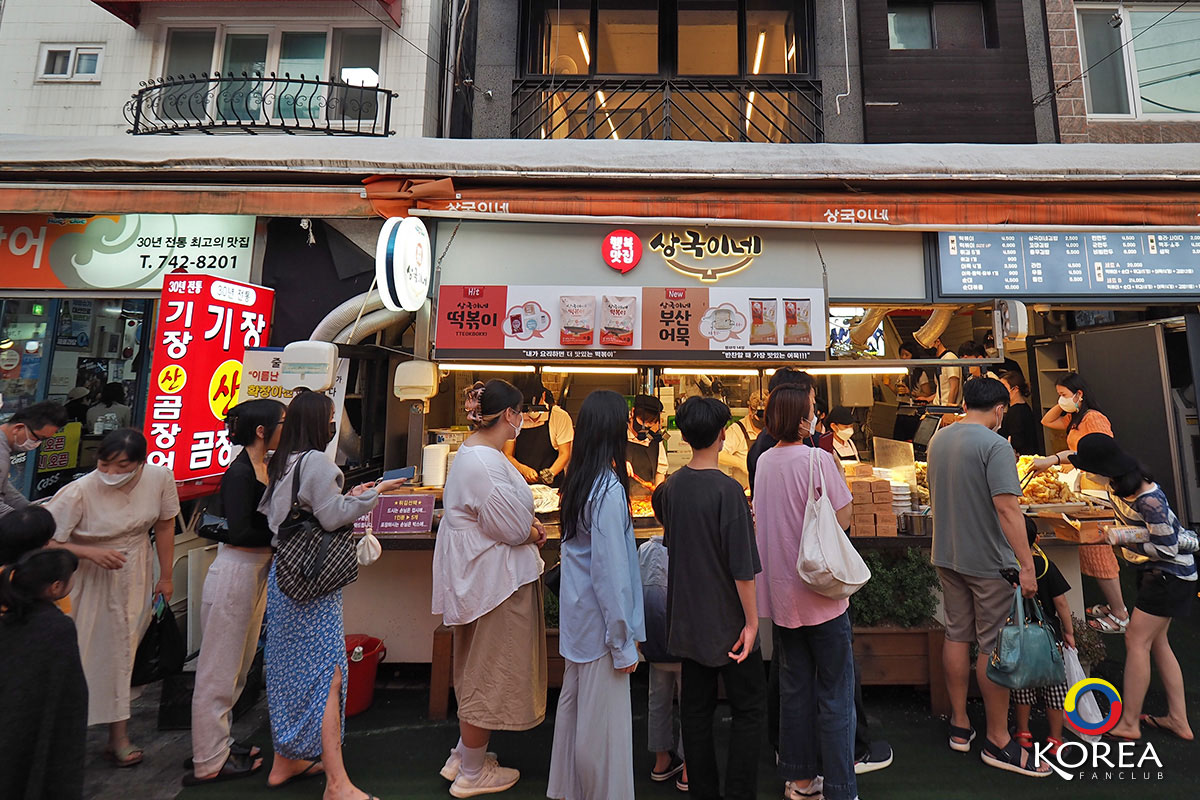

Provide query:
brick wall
left=1044, top=0, right=1200, bottom=143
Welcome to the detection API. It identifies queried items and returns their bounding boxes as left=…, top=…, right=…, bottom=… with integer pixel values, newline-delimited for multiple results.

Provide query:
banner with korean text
left=145, top=274, right=275, bottom=481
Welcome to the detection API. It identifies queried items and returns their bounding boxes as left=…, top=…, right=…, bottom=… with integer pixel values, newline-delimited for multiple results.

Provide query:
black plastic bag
left=132, top=594, right=185, bottom=686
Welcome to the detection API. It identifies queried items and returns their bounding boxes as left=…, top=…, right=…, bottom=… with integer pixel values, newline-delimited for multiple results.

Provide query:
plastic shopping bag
left=1063, top=645, right=1101, bottom=743
left=132, top=593, right=185, bottom=686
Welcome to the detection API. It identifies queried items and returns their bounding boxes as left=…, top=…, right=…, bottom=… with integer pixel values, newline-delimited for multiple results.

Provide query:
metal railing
left=124, top=72, right=397, bottom=136
left=512, top=76, right=823, bottom=143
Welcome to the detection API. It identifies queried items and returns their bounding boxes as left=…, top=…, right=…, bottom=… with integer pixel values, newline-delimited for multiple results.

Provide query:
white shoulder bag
left=796, top=445, right=871, bottom=599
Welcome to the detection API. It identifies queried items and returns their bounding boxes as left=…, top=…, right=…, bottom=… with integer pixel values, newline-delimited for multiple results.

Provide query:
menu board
left=434, top=284, right=826, bottom=362
left=937, top=232, right=1200, bottom=297
left=353, top=494, right=436, bottom=536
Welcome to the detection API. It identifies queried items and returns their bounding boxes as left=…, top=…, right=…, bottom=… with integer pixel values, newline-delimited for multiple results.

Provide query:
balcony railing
left=124, top=72, right=397, bottom=136
left=512, top=77, right=823, bottom=143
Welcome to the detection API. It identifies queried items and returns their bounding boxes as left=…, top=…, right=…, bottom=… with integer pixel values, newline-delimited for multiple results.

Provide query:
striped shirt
left=1112, top=484, right=1197, bottom=580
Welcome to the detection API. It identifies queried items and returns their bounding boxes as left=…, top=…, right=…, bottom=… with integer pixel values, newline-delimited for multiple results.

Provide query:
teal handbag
left=986, top=587, right=1067, bottom=690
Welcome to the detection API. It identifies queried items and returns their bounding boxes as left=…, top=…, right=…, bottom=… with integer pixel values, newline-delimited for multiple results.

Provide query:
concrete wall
left=1023, top=0, right=1058, bottom=142
left=814, top=0, right=864, bottom=142
left=0, top=0, right=444, bottom=137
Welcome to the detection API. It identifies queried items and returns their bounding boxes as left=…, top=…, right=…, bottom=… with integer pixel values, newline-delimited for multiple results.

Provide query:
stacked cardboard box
left=872, top=478, right=898, bottom=537
left=847, top=475, right=899, bottom=536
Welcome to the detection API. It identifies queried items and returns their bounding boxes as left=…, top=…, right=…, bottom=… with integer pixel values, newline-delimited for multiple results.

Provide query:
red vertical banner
left=145, top=274, right=275, bottom=481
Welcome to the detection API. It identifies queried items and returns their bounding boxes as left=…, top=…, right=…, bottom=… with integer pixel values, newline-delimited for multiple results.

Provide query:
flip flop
left=1102, top=731, right=1139, bottom=743
left=182, top=751, right=263, bottom=786
left=182, top=741, right=261, bottom=770
left=104, top=744, right=144, bottom=768
left=1140, top=715, right=1194, bottom=741
left=267, top=759, right=323, bottom=789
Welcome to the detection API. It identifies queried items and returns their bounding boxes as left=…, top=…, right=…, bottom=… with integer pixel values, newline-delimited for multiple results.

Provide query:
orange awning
left=0, top=183, right=375, bottom=217
left=94, top=0, right=401, bottom=27
left=363, top=180, right=1200, bottom=228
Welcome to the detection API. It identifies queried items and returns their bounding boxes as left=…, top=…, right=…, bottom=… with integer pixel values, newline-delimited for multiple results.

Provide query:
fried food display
left=630, top=497, right=655, bottom=518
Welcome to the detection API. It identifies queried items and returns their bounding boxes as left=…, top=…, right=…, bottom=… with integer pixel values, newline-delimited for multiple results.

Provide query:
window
left=526, top=0, right=812, bottom=76
left=161, top=26, right=383, bottom=122
left=1079, top=4, right=1200, bottom=117
left=37, top=44, right=104, bottom=82
left=888, top=1, right=985, bottom=50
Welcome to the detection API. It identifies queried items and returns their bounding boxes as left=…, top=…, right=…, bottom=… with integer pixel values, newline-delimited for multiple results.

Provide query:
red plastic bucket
left=344, top=635, right=387, bottom=717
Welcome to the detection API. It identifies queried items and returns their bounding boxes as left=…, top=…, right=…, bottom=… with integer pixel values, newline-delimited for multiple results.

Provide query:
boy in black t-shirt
left=1012, top=517, right=1076, bottom=756
left=652, top=397, right=765, bottom=800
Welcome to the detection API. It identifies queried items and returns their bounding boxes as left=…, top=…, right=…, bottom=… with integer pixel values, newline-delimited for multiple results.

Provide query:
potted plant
left=1071, top=614, right=1106, bottom=676
left=850, top=547, right=949, bottom=715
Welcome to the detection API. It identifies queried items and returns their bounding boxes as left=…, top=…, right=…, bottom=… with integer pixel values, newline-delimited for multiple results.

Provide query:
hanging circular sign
left=602, top=229, right=642, bottom=274
left=376, top=216, right=432, bottom=313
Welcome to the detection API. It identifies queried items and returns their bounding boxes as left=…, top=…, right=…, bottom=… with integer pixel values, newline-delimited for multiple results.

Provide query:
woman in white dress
left=48, top=428, right=179, bottom=767
left=432, top=379, right=547, bottom=798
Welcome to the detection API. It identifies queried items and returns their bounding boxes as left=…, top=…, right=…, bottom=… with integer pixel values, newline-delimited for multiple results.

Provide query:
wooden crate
left=853, top=623, right=949, bottom=717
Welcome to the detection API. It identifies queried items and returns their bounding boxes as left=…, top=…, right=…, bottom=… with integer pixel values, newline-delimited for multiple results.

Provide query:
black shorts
left=1134, top=568, right=1196, bottom=619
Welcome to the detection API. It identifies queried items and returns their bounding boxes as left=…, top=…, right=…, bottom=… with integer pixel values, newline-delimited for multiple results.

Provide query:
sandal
left=1013, top=731, right=1033, bottom=748
left=1085, top=603, right=1111, bottom=620
left=1045, top=737, right=1064, bottom=756
left=104, top=743, right=144, bottom=768
left=182, top=750, right=263, bottom=786
left=182, top=741, right=261, bottom=770
left=1088, top=612, right=1129, bottom=634
left=948, top=723, right=976, bottom=752
left=980, top=738, right=1051, bottom=778
left=267, top=759, right=323, bottom=789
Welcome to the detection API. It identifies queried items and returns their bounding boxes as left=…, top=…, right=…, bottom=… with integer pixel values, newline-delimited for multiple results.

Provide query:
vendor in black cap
left=626, top=394, right=669, bottom=498
left=821, top=406, right=860, bottom=464
left=504, top=379, right=574, bottom=486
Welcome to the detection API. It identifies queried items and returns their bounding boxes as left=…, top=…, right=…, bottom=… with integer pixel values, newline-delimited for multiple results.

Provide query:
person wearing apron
left=505, top=385, right=574, bottom=487
left=626, top=395, right=668, bottom=499
left=825, top=406, right=860, bottom=464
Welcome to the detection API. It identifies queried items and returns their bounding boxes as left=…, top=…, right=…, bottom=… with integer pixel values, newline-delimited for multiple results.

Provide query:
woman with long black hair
left=432, top=379, right=547, bottom=798
left=258, top=390, right=404, bottom=798
left=548, top=390, right=645, bottom=800
left=0, top=548, right=85, bottom=800
left=187, top=398, right=285, bottom=785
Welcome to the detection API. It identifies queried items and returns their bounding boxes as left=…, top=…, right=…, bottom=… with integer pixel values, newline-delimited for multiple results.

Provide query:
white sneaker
left=439, top=749, right=498, bottom=781
left=449, top=760, right=520, bottom=798
left=784, top=776, right=824, bottom=800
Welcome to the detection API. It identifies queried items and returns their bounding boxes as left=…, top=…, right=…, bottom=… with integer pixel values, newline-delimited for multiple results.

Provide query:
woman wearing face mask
left=1031, top=373, right=1127, bottom=634
left=432, top=379, right=547, bottom=797
left=997, top=372, right=1039, bottom=456
left=46, top=428, right=180, bottom=768
left=258, top=390, right=404, bottom=798
left=187, top=399, right=285, bottom=786
left=719, top=390, right=766, bottom=489
left=821, top=406, right=860, bottom=463
left=1068, top=434, right=1195, bottom=743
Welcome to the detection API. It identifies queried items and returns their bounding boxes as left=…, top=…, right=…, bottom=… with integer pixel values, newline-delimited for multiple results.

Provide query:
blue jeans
left=776, top=611, right=857, bottom=800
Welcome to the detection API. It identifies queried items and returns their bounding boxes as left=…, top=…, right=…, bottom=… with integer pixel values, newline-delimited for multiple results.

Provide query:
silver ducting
left=849, top=308, right=888, bottom=347
left=914, top=308, right=957, bottom=349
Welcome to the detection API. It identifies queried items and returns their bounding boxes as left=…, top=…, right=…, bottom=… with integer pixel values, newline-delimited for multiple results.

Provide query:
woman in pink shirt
left=753, top=386, right=857, bottom=800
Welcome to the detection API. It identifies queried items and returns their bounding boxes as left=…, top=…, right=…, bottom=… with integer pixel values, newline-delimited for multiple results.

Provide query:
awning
left=0, top=183, right=374, bottom=217
left=93, top=0, right=402, bottom=27
left=364, top=179, right=1200, bottom=229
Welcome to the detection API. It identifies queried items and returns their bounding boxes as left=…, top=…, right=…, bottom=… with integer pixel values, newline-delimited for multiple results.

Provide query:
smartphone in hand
left=382, top=466, right=416, bottom=482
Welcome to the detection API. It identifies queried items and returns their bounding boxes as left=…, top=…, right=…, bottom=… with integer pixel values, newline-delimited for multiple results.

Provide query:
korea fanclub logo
left=1032, top=679, right=1164, bottom=781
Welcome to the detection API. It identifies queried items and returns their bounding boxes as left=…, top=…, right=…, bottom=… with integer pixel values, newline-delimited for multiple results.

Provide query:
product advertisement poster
left=144, top=274, right=275, bottom=481
left=434, top=284, right=826, bottom=362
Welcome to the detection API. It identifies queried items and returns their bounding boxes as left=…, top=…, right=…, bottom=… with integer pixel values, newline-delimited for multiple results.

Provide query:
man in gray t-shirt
left=927, top=378, right=1048, bottom=778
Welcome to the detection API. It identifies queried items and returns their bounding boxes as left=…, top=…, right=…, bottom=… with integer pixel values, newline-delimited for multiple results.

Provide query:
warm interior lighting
left=663, top=368, right=760, bottom=377
left=765, top=366, right=910, bottom=376
left=439, top=364, right=536, bottom=373
left=577, top=29, right=590, bottom=65
left=596, top=89, right=619, bottom=139
left=786, top=42, right=796, bottom=64
left=542, top=366, right=639, bottom=375
left=745, top=31, right=766, bottom=133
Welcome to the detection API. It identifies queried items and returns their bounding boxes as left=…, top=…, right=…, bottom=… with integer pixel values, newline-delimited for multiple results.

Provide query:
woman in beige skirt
left=48, top=428, right=180, bottom=767
left=432, top=380, right=548, bottom=798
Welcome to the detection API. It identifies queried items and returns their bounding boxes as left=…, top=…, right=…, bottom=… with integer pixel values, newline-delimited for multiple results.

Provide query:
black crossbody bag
left=273, top=453, right=359, bottom=602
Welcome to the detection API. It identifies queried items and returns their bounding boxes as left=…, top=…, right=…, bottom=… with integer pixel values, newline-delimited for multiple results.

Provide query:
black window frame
left=520, top=0, right=816, bottom=79
left=885, top=0, right=999, bottom=51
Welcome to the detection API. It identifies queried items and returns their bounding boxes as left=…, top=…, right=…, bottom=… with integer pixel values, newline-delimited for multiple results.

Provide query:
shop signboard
left=145, top=275, right=275, bottom=481
left=353, top=493, right=436, bottom=536
left=937, top=231, right=1200, bottom=298
left=0, top=214, right=255, bottom=291
left=434, top=284, right=826, bottom=362
left=238, top=347, right=350, bottom=460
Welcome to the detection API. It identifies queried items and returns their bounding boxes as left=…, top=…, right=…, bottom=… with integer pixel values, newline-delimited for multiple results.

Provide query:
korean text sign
left=145, top=274, right=275, bottom=481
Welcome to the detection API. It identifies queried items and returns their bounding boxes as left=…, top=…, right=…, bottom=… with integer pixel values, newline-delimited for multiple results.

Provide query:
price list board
left=937, top=232, right=1200, bottom=299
